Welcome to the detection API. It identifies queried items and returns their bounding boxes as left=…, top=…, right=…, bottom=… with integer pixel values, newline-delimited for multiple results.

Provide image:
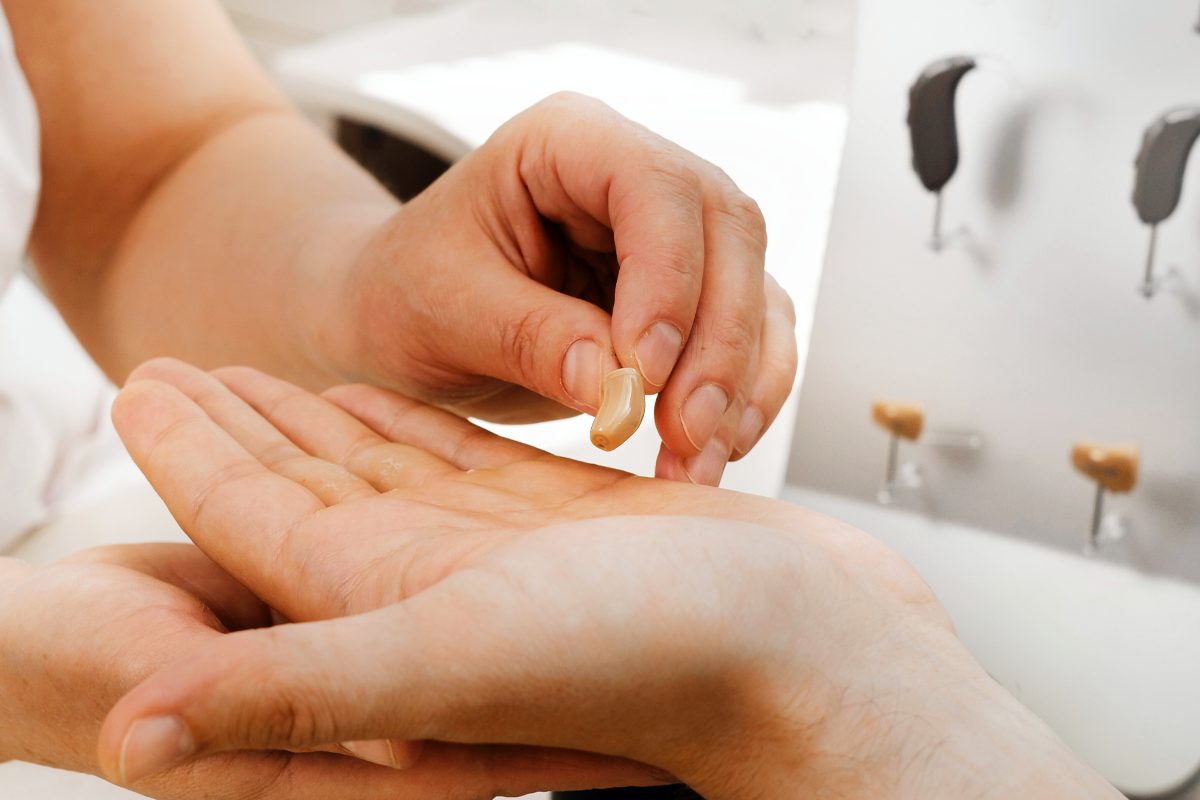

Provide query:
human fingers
left=515, top=96, right=767, bottom=462
left=125, top=746, right=663, bottom=800
left=510, top=94, right=705, bottom=395
left=111, top=378, right=339, bottom=620
left=731, top=273, right=798, bottom=460
left=128, top=358, right=377, bottom=504
left=322, top=382, right=547, bottom=469
left=64, top=543, right=273, bottom=632
left=99, top=575, right=673, bottom=786
left=213, top=366, right=460, bottom=491
left=650, top=174, right=766, bottom=463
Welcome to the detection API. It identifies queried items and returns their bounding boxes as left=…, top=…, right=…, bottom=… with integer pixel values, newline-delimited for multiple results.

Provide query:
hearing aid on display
left=590, top=368, right=646, bottom=452
left=1132, top=107, right=1200, bottom=297
left=907, top=55, right=977, bottom=250
left=1071, top=442, right=1138, bottom=554
left=871, top=400, right=924, bottom=502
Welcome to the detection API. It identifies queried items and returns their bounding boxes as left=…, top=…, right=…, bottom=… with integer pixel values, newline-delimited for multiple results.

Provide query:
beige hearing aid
left=1072, top=442, right=1138, bottom=552
left=590, top=368, right=646, bottom=451
left=1071, top=442, right=1138, bottom=493
left=872, top=400, right=924, bottom=502
left=872, top=401, right=925, bottom=441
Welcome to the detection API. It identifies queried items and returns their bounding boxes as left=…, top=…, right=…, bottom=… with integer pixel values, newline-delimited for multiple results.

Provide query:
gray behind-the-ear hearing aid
left=1133, top=108, right=1200, bottom=225
left=1132, top=107, right=1200, bottom=296
left=907, top=56, right=977, bottom=249
left=907, top=56, right=978, bottom=193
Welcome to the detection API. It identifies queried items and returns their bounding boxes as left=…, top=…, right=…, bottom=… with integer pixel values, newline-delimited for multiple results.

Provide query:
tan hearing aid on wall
left=872, top=400, right=925, bottom=504
left=590, top=368, right=646, bottom=452
left=1071, top=442, right=1138, bottom=553
left=872, top=401, right=925, bottom=441
left=1071, top=442, right=1138, bottom=493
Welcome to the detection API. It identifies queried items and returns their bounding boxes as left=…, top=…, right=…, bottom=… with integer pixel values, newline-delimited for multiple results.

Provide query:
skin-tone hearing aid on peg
left=872, top=400, right=924, bottom=501
left=590, top=368, right=646, bottom=452
left=1071, top=442, right=1138, bottom=554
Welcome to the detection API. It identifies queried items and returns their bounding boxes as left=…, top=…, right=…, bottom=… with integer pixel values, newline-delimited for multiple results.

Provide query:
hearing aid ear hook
left=1132, top=107, right=1200, bottom=298
left=907, top=56, right=977, bottom=251
left=590, top=368, right=646, bottom=452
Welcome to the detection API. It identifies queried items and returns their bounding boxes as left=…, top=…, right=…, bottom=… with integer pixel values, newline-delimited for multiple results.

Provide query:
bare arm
left=8, top=0, right=799, bottom=481
left=8, top=0, right=396, bottom=387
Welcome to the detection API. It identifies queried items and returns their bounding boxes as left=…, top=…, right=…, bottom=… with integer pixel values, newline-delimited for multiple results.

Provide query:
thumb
left=97, top=574, right=659, bottom=787
left=438, top=268, right=623, bottom=415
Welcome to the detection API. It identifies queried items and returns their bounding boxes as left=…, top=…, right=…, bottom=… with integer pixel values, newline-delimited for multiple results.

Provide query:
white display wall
left=789, top=0, right=1200, bottom=582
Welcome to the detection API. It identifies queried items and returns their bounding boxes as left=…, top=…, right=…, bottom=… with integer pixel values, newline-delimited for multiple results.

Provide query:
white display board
left=789, top=0, right=1200, bottom=581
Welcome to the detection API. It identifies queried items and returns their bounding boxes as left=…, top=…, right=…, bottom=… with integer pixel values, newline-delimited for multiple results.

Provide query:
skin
left=8, top=0, right=796, bottom=485
left=0, top=544, right=660, bottom=798
left=2, top=0, right=794, bottom=787
left=95, top=359, right=1123, bottom=799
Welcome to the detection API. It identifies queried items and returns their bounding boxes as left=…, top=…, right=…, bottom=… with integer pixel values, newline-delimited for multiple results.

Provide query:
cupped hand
left=321, top=92, right=797, bottom=485
left=0, top=543, right=661, bottom=798
left=93, top=359, right=994, bottom=798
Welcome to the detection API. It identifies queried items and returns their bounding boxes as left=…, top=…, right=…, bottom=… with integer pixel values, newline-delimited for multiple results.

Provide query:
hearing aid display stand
left=785, top=0, right=1200, bottom=796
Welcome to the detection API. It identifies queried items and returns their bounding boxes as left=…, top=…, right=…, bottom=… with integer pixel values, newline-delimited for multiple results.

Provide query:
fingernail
left=734, top=406, right=765, bottom=456
left=562, top=339, right=604, bottom=411
left=633, top=322, right=684, bottom=390
left=682, top=438, right=731, bottom=486
left=344, top=739, right=399, bottom=769
left=681, top=384, right=729, bottom=451
left=118, top=715, right=193, bottom=785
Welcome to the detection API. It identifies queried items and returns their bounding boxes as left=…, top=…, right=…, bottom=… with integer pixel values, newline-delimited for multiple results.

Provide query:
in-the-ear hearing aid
left=907, top=56, right=977, bottom=250
left=1071, top=442, right=1138, bottom=554
left=1132, top=107, right=1200, bottom=298
left=590, top=368, right=646, bottom=451
left=872, top=400, right=924, bottom=502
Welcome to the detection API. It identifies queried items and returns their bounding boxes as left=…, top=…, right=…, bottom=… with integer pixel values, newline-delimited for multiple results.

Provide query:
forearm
left=69, top=112, right=397, bottom=388
left=0, top=557, right=82, bottom=772
left=10, top=0, right=399, bottom=388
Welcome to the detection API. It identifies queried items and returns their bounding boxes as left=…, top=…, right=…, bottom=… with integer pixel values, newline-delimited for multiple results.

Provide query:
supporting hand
left=0, top=544, right=651, bottom=798
left=97, top=359, right=1119, bottom=799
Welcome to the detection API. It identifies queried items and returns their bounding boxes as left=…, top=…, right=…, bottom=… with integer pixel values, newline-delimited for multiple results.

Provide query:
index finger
left=517, top=94, right=705, bottom=392
left=111, top=379, right=333, bottom=620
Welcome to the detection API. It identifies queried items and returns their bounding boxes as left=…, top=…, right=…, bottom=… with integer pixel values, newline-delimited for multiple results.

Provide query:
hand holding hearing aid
left=330, top=93, right=798, bottom=486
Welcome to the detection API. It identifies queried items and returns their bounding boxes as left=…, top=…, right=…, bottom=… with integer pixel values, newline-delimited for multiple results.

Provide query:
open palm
left=99, top=358, right=958, bottom=795
left=113, top=359, right=937, bottom=625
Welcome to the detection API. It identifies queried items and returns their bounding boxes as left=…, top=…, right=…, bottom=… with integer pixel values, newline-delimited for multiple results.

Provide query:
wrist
left=703, top=621, right=1120, bottom=800
left=287, top=200, right=397, bottom=389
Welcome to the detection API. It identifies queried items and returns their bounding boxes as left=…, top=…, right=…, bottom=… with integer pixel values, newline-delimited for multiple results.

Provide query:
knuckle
left=711, top=190, right=768, bottom=252
left=499, top=304, right=556, bottom=390
left=231, top=647, right=335, bottom=748
left=646, top=153, right=705, bottom=202
left=537, top=89, right=600, bottom=112
left=775, top=286, right=798, bottom=327
left=709, top=313, right=759, bottom=358
left=125, top=355, right=192, bottom=384
left=640, top=237, right=702, bottom=283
